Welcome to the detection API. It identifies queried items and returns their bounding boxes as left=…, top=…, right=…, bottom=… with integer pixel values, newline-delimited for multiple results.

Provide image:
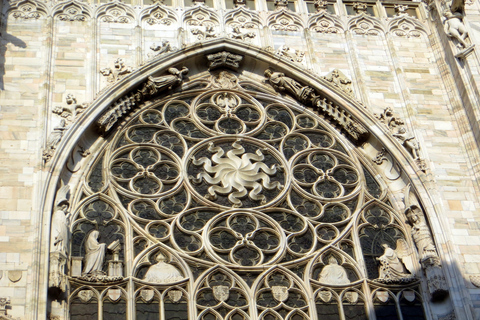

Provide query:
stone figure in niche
left=443, top=8, right=468, bottom=48
left=143, top=253, right=183, bottom=283
left=83, top=230, right=107, bottom=276
left=51, top=203, right=71, bottom=255
left=42, top=119, right=68, bottom=162
left=143, top=67, right=189, bottom=96
left=318, top=256, right=350, bottom=285
left=406, top=205, right=437, bottom=260
left=376, top=241, right=414, bottom=283
left=393, top=127, right=420, bottom=159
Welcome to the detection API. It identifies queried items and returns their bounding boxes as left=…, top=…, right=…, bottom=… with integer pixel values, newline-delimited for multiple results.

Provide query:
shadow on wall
left=0, top=1, right=27, bottom=90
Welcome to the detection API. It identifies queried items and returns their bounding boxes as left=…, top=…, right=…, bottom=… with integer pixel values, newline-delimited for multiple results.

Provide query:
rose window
left=66, top=72, right=428, bottom=320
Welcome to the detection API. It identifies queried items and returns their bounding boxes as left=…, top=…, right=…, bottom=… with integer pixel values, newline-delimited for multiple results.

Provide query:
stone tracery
left=48, top=67, right=438, bottom=320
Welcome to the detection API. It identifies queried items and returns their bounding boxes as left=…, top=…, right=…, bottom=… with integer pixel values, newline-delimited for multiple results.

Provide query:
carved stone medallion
left=272, top=286, right=289, bottom=302
left=213, top=285, right=230, bottom=302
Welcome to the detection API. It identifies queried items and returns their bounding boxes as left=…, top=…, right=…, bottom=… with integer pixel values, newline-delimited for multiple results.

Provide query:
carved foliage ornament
left=207, top=51, right=243, bottom=71
left=309, top=13, right=343, bottom=34
left=142, top=5, right=177, bottom=25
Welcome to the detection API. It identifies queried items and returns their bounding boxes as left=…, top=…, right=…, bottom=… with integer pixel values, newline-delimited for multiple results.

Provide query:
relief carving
left=191, top=26, right=218, bottom=40
left=97, top=67, right=189, bottom=133
left=264, top=69, right=369, bottom=142
left=147, top=40, right=177, bottom=59
left=207, top=51, right=243, bottom=71
left=229, top=26, right=256, bottom=42
left=388, top=17, right=424, bottom=38
left=322, top=69, right=353, bottom=96
left=0, top=298, right=19, bottom=320
left=100, top=58, right=133, bottom=83
left=275, top=45, right=305, bottom=63
left=348, top=15, right=383, bottom=36
left=52, top=94, right=87, bottom=126
left=393, top=127, right=421, bottom=160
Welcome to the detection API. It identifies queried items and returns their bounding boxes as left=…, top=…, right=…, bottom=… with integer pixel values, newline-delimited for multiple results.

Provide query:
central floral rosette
left=187, top=139, right=286, bottom=208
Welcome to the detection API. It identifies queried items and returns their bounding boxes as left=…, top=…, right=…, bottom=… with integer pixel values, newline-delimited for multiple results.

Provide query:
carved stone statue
left=83, top=230, right=106, bottom=276
left=143, top=67, right=189, bottom=96
left=51, top=203, right=70, bottom=255
left=393, top=127, right=420, bottom=159
left=406, top=205, right=437, bottom=260
left=376, top=242, right=414, bottom=283
left=375, top=107, right=404, bottom=131
left=322, top=69, right=353, bottom=96
left=42, top=119, right=68, bottom=162
left=318, top=256, right=350, bottom=285
left=264, top=69, right=313, bottom=101
left=444, top=9, right=468, bottom=48
left=143, top=253, right=183, bottom=283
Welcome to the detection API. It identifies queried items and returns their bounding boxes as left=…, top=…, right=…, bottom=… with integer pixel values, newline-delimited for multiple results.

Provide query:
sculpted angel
left=376, top=241, right=415, bottom=283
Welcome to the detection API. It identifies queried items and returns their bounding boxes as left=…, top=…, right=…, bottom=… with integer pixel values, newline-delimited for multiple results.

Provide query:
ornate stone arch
left=140, top=4, right=178, bottom=26
left=387, top=16, right=428, bottom=38
left=41, top=39, right=454, bottom=319
left=52, top=0, right=92, bottom=22
left=95, top=0, right=136, bottom=24
left=266, top=9, right=305, bottom=32
left=7, top=0, right=49, bottom=20
left=347, top=14, right=385, bottom=36
left=307, top=12, right=344, bottom=34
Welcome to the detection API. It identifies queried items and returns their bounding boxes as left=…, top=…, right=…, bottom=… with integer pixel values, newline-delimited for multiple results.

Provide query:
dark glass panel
left=103, top=299, right=127, bottom=320
left=165, top=301, right=188, bottom=320
left=316, top=303, right=340, bottom=320
left=70, top=298, right=98, bottom=320
left=344, top=304, right=368, bottom=320
left=374, top=304, right=399, bottom=320
left=400, top=297, right=426, bottom=320
left=136, top=300, right=159, bottom=320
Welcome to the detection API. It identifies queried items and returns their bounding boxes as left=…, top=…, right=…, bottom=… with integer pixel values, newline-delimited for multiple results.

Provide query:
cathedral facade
left=1, top=0, right=480, bottom=319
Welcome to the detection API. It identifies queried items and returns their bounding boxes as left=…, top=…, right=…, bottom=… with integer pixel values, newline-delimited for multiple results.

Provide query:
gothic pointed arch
left=140, top=4, right=178, bottom=26
left=347, top=14, right=384, bottom=36
left=183, top=6, right=220, bottom=42
left=95, top=0, right=136, bottom=24
left=266, top=9, right=305, bottom=32
left=43, top=39, right=448, bottom=319
left=52, top=0, right=92, bottom=22
left=387, top=16, right=427, bottom=38
left=7, top=0, right=48, bottom=20
left=307, top=12, right=344, bottom=34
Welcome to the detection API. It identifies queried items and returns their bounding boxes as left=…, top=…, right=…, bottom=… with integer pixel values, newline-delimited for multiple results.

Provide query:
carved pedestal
left=108, top=260, right=123, bottom=277
left=71, top=256, right=83, bottom=277
left=421, top=257, right=448, bottom=301
left=49, top=252, right=67, bottom=295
